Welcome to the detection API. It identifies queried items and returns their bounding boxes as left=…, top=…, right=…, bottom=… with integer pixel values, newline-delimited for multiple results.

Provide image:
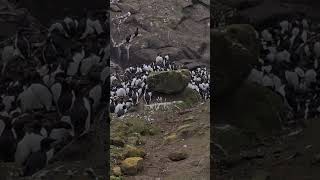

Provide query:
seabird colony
left=248, top=17, right=320, bottom=122
left=110, top=54, right=210, bottom=118
left=0, top=13, right=108, bottom=176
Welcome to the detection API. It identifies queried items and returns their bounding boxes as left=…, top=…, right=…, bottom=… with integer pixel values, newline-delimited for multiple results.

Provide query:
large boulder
left=216, top=82, right=285, bottom=135
left=147, top=69, right=191, bottom=94
left=225, top=24, right=260, bottom=58
left=212, top=24, right=259, bottom=101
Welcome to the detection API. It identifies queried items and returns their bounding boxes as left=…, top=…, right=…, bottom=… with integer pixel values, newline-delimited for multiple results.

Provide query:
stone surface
left=112, top=166, right=122, bottom=177
left=214, top=125, right=252, bottom=155
left=110, top=0, right=210, bottom=68
left=110, top=137, right=125, bottom=147
left=168, top=151, right=188, bottom=161
left=212, top=24, right=259, bottom=101
left=124, top=145, right=146, bottom=158
left=229, top=82, right=284, bottom=135
left=147, top=69, right=191, bottom=94
left=121, top=157, right=144, bottom=175
left=164, top=133, right=178, bottom=144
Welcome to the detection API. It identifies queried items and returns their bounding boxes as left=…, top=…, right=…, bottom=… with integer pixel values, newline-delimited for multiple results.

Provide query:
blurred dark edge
left=13, top=0, right=111, bottom=177
left=210, top=0, right=213, bottom=178
left=210, top=0, right=320, bottom=179
left=16, top=0, right=107, bottom=26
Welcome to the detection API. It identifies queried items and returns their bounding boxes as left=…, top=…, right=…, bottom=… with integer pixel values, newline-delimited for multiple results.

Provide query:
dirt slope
left=111, top=101, right=210, bottom=179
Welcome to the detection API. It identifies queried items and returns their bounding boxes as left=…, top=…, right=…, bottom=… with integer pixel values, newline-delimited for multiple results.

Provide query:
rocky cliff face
left=215, top=0, right=320, bottom=28
left=110, top=0, right=210, bottom=68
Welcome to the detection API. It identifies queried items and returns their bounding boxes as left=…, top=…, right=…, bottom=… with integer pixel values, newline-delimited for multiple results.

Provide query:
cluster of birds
left=248, top=17, right=320, bottom=122
left=110, top=54, right=210, bottom=117
left=0, top=12, right=109, bottom=176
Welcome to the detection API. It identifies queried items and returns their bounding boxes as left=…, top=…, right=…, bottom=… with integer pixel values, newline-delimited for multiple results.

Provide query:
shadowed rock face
left=17, top=0, right=106, bottom=25
left=219, top=0, right=320, bottom=26
left=212, top=24, right=285, bottom=136
left=110, top=0, right=210, bottom=68
left=212, top=24, right=259, bottom=101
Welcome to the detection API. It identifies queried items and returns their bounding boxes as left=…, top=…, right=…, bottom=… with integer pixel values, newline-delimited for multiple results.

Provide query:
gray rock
left=117, top=3, right=140, bottom=14
left=110, top=4, right=121, bottom=12
left=226, top=82, right=284, bottom=135
left=147, top=69, right=191, bottom=94
left=212, top=24, right=259, bottom=101
left=158, top=47, right=187, bottom=61
left=130, top=48, right=158, bottom=65
left=168, top=151, right=188, bottom=161
left=175, top=59, right=207, bottom=70
left=176, top=0, right=193, bottom=8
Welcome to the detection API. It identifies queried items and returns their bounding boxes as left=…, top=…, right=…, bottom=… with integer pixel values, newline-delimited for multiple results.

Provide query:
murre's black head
left=134, top=27, right=139, bottom=37
left=40, top=138, right=56, bottom=152
left=126, top=35, right=131, bottom=43
left=0, top=103, right=4, bottom=112
left=30, top=121, right=43, bottom=135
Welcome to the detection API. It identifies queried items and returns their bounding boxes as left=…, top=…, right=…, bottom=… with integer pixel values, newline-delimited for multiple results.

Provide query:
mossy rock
left=121, top=157, right=144, bottom=175
left=111, top=137, right=125, bottom=147
left=159, top=87, right=200, bottom=109
left=164, top=133, right=178, bottom=144
left=147, top=69, right=191, bottom=94
left=230, top=82, right=284, bottom=135
left=127, top=135, right=145, bottom=146
left=111, top=117, right=160, bottom=147
left=110, top=175, right=123, bottom=180
left=179, top=87, right=201, bottom=108
left=111, top=120, right=130, bottom=140
left=177, top=124, right=193, bottom=132
left=176, top=123, right=200, bottom=139
left=110, top=145, right=126, bottom=162
left=112, top=166, right=122, bottom=177
left=168, top=151, right=189, bottom=161
left=212, top=24, right=259, bottom=101
left=123, top=145, right=146, bottom=158
left=125, top=118, right=160, bottom=136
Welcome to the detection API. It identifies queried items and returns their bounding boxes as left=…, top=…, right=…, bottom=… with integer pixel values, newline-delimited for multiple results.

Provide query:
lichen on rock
left=120, top=157, right=143, bottom=175
left=147, top=69, right=191, bottom=94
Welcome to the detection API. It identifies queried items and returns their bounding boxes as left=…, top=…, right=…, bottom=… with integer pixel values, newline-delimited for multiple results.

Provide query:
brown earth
left=215, top=118, right=320, bottom=180
left=111, top=101, right=210, bottom=179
